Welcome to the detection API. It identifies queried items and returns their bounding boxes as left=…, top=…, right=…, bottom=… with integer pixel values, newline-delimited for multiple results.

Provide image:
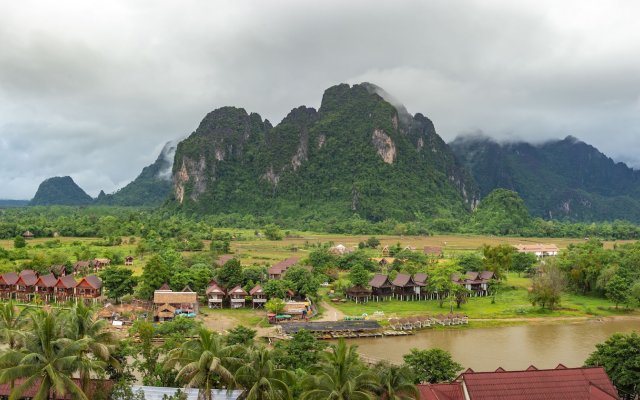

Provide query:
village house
left=346, top=285, right=371, bottom=303
left=205, top=280, right=226, bottom=309
left=369, top=274, right=394, bottom=301
left=21, top=230, right=34, bottom=239
left=249, top=284, right=267, bottom=308
left=514, top=244, right=559, bottom=257
left=124, top=255, right=134, bottom=266
left=414, top=273, right=429, bottom=299
left=267, top=257, right=299, bottom=280
left=392, top=273, right=421, bottom=301
left=0, top=272, right=18, bottom=300
left=452, top=271, right=495, bottom=296
left=55, top=275, right=79, bottom=302
left=75, top=275, right=103, bottom=302
left=153, top=285, right=198, bottom=321
left=92, top=258, right=111, bottom=271
left=15, top=270, right=37, bottom=302
left=228, top=285, right=248, bottom=308
left=34, top=273, right=57, bottom=302
left=417, top=365, right=619, bottom=400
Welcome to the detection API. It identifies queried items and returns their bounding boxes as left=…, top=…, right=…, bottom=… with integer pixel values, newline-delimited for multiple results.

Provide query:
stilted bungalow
left=228, top=286, right=248, bottom=309
left=15, top=270, right=37, bottom=302
left=0, top=272, right=18, bottom=300
left=369, top=274, right=393, bottom=301
left=124, top=256, right=134, bottom=266
left=73, top=261, right=91, bottom=275
left=206, top=280, right=226, bottom=309
left=34, top=273, right=57, bottom=302
left=55, top=275, right=78, bottom=302
left=76, top=275, right=103, bottom=302
left=346, top=286, right=371, bottom=303
left=249, top=284, right=267, bottom=308
left=392, top=273, right=420, bottom=301
left=414, top=273, right=429, bottom=299
left=92, top=258, right=111, bottom=271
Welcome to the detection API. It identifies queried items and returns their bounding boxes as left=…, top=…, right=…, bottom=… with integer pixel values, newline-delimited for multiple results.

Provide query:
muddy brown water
left=350, top=320, right=640, bottom=371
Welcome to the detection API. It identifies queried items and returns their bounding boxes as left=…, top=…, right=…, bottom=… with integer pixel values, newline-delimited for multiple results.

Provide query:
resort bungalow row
left=206, top=280, right=282, bottom=309
left=0, top=270, right=103, bottom=303
left=351, top=270, right=496, bottom=303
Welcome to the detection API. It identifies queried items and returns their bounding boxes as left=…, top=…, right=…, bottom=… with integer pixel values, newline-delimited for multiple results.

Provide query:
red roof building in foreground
left=418, top=365, right=619, bottom=400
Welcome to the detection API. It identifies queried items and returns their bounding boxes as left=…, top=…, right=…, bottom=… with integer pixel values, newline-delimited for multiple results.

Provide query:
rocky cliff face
left=170, top=83, right=479, bottom=221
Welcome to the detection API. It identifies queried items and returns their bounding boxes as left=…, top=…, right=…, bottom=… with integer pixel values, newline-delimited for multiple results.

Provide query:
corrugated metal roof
left=131, top=386, right=242, bottom=400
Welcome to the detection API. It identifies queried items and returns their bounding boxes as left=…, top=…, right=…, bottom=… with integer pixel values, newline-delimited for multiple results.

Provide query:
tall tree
left=235, top=347, right=294, bottom=400
left=100, top=267, right=138, bottom=303
left=0, top=309, right=102, bottom=400
left=374, top=363, right=419, bottom=400
left=0, top=301, right=28, bottom=349
left=167, top=328, right=243, bottom=400
left=482, top=244, right=515, bottom=279
left=584, top=332, right=640, bottom=399
left=402, top=348, right=462, bottom=384
left=301, top=340, right=376, bottom=400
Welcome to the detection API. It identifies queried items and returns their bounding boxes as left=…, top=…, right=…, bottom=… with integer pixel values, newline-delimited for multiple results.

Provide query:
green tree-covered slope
left=95, top=141, right=174, bottom=206
left=450, top=134, right=640, bottom=222
left=30, top=176, right=93, bottom=206
left=171, top=83, right=479, bottom=222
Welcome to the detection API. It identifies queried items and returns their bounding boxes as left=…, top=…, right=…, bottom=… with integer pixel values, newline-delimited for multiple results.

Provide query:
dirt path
left=316, top=301, right=345, bottom=322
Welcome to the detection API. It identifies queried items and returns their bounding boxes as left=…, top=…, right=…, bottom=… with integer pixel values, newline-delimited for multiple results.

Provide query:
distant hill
left=450, top=134, right=640, bottom=222
left=95, top=141, right=174, bottom=206
left=169, top=83, right=479, bottom=221
left=0, top=199, right=29, bottom=208
left=30, top=176, right=93, bottom=206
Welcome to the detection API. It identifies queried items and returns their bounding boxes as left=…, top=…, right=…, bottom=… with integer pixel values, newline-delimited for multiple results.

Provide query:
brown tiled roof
left=479, top=271, right=495, bottom=280
left=346, top=285, right=371, bottom=295
left=465, top=271, right=480, bottom=281
left=16, top=272, right=38, bottom=286
left=0, top=378, right=113, bottom=399
left=249, top=284, right=263, bottom=295
left=206, top=281, right=226, bottom=295
left=368, top=274, right=392, bottom=288
left=77, top=275, right=102, bottom=289
left=158, top=283, right=171, bottom=291
left=228, top=285, right=248, bottom=296
left=35, top=274, right=57, bottom=288
left=392, top=273, right=417, bottom=288
left=56, top=275, right=78, bottom=289
left=267, top=257, right=299, bottom=275
left=50, top=264, right=67, bottom=274
left=0, top=272, right=19, bottom=285
left=414, top=273, right=428, bottom=284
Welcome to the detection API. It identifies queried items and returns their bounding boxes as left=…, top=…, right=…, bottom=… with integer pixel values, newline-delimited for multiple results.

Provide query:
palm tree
left=0, top=309, right=104, bottom=400
left=166, top=328, right=244, bottom=400
left=235, top=347, right=294, bottom=400
left=65, top=302, right=119, bottom=392
left=301, top=339, right=377, bottom=400
left=0, top=301, right=29, bottom=349
left=375, top=363, right=420, bottom=400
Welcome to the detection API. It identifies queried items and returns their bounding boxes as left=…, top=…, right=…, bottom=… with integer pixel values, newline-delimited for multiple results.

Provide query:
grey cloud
left=1, top=0, right=640, bottom=198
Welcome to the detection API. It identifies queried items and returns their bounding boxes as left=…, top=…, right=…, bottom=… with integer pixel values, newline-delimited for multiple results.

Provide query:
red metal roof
left=0, top=272, right=19, bottom=285
left=417, top=383, right=464, bottom=400
left=35, top=273, right=58, bottom=288
left=267, top=257, right=299, bottom=275
left=461, top=366, right=618, bottom=400
left=55, top=275, right=78, bottom=289
left=249, top=284, right=263, bottom=295
left=0, top=378, right=112, bottom=399
left=77, top=275, right=102, bottom=289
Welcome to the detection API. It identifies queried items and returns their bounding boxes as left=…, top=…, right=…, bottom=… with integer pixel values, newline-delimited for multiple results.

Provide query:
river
left=352, top=319, right=640, bottom=371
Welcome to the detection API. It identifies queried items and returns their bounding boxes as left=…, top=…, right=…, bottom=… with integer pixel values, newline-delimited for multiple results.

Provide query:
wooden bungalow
left=34, top=273, right=57, bottom=302
left=124, top=256, right=134, bottom=266
left=267, top=257, right=299, bottom=280
left=346, top=286, right=371, bottom=303
left=156, top=304, right=176, bottom=321
left=249, top=284, right=267, bottom=308
left=15, top=270, right=37, bottom=302
left=73, top=261, right=91, bottom=275
left=206, top=280, right=226, bottom=309
left=55, top=275, right=78, bottom=302
left=414, top=273, right=429, bottom=299
left=369, top=274, right=393, bottom=301
left=392, top=273, right=420, bottom=301
left=92, top=258, right=110, bottom=271
left=76, top=275, right=103, bottom=302
left=0, top=272, right=18, bottom=300
left=228, top=286, right=248, bottom=309
left=153, top=287, right=198, bottom=320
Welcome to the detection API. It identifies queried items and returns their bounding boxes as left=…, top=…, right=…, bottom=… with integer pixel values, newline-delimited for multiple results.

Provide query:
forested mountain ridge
left=450, top=134, right=640, bottom=222
left=30, top=176, right=93, bottom=206
left=171, top=83, right=479, bottom=221
left=95, top=141, right=174, bottom=206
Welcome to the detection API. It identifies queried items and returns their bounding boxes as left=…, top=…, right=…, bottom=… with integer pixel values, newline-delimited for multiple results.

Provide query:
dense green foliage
left=30, top=176, right=93, bottom=206
left=470, top=189, right=531, bottom=235
left=584, top=332, right=640, bottom=398
left=451, top=134, right=640, bottom=222
left=402, top=348, right=463, bottom=384
left=171, top=83, right=478, bottom=223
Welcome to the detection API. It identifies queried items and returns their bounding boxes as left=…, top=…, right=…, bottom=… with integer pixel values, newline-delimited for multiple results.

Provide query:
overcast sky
left=2, top=0, right=640, bottom=199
